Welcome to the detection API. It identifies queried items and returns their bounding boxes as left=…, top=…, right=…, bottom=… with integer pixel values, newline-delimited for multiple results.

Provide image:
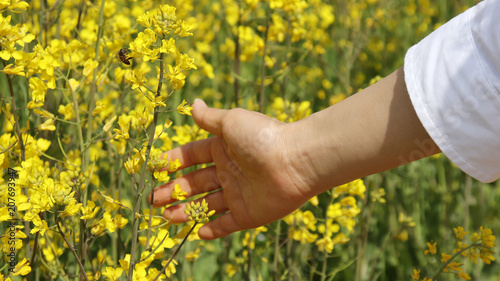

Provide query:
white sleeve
left=404, top=0, right=500, bottom=183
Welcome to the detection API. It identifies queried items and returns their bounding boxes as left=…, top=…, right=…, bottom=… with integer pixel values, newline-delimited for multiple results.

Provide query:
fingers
left=150, top=165, right=220, bottom=206
left=198, top=212, right=243, bottom=240
left=162, top=137, right=215, bottom=171
left=162, top=190, right=229, bottom=223
left=192, top=99, right=228, bottom=136
left=161, top=191, right=244, bottom=240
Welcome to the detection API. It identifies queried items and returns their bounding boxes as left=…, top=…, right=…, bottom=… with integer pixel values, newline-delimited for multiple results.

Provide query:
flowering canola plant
left=1, top=0, right=497, bottom=280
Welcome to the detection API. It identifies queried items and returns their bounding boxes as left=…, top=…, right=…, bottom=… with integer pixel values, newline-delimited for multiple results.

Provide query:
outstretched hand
left=150, top=68, right=440, bottom=240
left=150, top=99, right=313, bottom=240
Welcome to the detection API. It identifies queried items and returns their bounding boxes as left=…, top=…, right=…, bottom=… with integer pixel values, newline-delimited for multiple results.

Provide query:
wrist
left=281, top=113, right=343, bottom=198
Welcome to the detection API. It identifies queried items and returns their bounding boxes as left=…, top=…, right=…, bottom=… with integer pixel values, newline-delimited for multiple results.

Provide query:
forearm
left=287, top=66, right=440, bottom=196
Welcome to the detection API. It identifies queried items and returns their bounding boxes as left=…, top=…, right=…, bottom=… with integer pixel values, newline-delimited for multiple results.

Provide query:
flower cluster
left=413, top=226, right=496, bottom=281
left=283, top=179, right=366, bottom=253
left=184, top=199, right=216, bottom=223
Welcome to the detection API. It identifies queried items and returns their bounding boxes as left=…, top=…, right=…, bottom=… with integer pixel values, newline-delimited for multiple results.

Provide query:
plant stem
left=273, top=221, right=281, bottom=281
left=233, top=0, right=241, bottom=107
left=320, top=249, right=328, bottom=281
left=152, top=222, right=198, bottom=281
left=258, top=5, right=270, bottom=113
left=367, top=229, right=399, bottom=281
left=281, top=15, right=291, bottom=102
left=245, top=229, right=255, bottom=281
left=355, top=188, right=376, bottom=281
left=56, top=216, right=90, bottom=281
left=1, top=51, right=30, bottom=258
left=146, top=178, right=157, bottom=248
left=78, top=1, right=106, bottom=279
left=128, top=50, right=165, bottom=280
left=432, top=243, right=482, bottom=280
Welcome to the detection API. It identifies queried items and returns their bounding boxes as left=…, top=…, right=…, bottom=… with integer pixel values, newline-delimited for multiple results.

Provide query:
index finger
left=162, top=137, right=216, bottom=171
left=191, top=99, right=229, bottom=136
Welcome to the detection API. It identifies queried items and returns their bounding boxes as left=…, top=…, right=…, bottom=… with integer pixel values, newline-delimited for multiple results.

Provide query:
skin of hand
left=150, top=66, right=441, bottom=240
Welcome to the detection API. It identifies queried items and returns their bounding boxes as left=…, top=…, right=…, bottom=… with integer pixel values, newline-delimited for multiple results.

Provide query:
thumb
left=192, top=98, right=228, bottom=136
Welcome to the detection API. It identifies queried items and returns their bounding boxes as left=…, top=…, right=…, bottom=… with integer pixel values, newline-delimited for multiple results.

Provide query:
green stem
left=258, top=5, right=270, bottom=113
left=366, top=228, right=400, bottom=281
left=273, top=221, right=281, bottom=281
left=146, top=178, right=157, bottom=248
left=320, top=195, right=335, bottom=281
left=128, top=50, right=165, bottom=280
left=1, top=49, right=30, bottom=259
left=78, top=1, right=106, bottom=279
left=245, top=229, right=255, bottom=281
left=281, top=15, right=291, bottom=102
left=152, top=222, right=198, bottom=281
left=55, top=215, right=89, bottom=281
left=432, top=243, right=482, bottom=280
left=233, top=0, right=241, bottom=107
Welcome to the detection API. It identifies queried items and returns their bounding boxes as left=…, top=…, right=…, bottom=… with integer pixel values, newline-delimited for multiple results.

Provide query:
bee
left=117, top=48, right=131, bottom=65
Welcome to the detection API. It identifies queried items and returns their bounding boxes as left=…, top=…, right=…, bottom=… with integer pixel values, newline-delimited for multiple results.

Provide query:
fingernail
left=193, top=98, right=206, bottom=108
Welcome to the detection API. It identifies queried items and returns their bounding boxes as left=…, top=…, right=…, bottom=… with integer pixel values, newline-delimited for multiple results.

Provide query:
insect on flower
left=117, top=48, right=131, bottom=65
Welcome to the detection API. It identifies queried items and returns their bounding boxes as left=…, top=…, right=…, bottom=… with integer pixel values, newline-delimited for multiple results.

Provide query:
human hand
left=150, top=99, right=314, bottom=240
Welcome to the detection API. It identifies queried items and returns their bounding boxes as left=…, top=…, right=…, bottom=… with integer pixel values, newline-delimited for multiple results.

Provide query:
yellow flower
left=2, top=63, right=25, bottom=76
left=398, top=213, right=416, bottom=227
left=370, top=188, right=386, bottom=203
left=441, top=253, right=452, bottom=263
left=12, top=258, right=31, bottom=276
left=177, top=99, right=193, bottom=116
left=114, top=214, right=128, bottom=229
left=153, top=170, right=170, bottom=182
left=411, top=268, right=420, bottom=281
left=103, top=116, right=117, bottom=132
left=58, top=104, right=75, bottom=120
left=316, top=235, right=334, bottom=253
left=395, top=229, right=408, bottom=242
left=113, top=114, right=132, bottom=140
left=42, top=243, right=64, bottom=262
left=167, top=158, right=182, bottom=172
left=453, top=226, right=470, bottom=240
left=457, top=272, right=471, bottom=280
left=93, top=101, right=105, bottom=117
left=7, top=0, right=29, bottom=13
left=80, top=201, right=100, bottom=220
left=160, top=258, right=178, bottom=277
left=308, top=196, right=319, bottom=206
left=38, top=117, right=56, bottom=131
left=137, top=11, right=152, bottom=28
left=165, top=65, right=186, bottom=90
left=340, top=196, right=356, bottom=207
left=284, top=210, right=318, bottom=243
left=185, top=248, right=201, bottom=262
left=171, top=124, right=209, bottom=145
left=60, top=200, right=83, bottom=217
left=424, top=242, right=437, bottom=255
left=184, top=199, right=215, bottom=223
left=225, top=264, right=238, bottom=278
left=28, top=77, right=47, bottom=109
left=126, top=68, right=147, bottom=90
left=101, top=211, right=116, bottom=233
left=25, top=211, right=48, bottom=236
left=445, top=262, right=463, bottom=273
left=171, top=184, right=187, bottom=201
left=83, top=59, right=98, bottom=77
left=176, top=20, right=193, bottom=37
left=159, top=38, right=176, bottom=54
left=478, top=226, right=496, bottom=248
left=102, top=267, right=123, bottom=281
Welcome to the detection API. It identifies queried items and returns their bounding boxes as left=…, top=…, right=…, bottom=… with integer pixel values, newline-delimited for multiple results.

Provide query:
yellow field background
left=1, top=0, right=498, bottom=280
